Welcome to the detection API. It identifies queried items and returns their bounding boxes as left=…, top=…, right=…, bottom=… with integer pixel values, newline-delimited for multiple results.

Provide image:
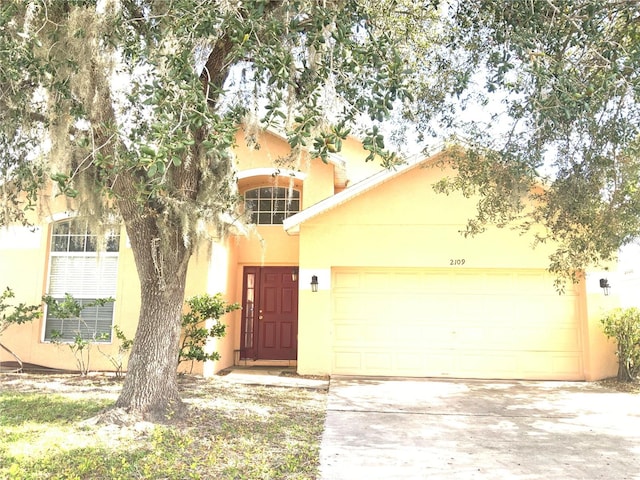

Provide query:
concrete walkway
left=319, top=377, right=640, bottom=480
left=217, top=367, right=329, bottom=390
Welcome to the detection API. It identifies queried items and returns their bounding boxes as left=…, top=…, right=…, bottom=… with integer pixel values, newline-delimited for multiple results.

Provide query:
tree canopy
left=1, top=0, right=423, bottom=231
left=430, top=1, right=640, bottom=285
left=2, top=0, right=640, bottom=416
left=0, top=0, right=437, bottom=418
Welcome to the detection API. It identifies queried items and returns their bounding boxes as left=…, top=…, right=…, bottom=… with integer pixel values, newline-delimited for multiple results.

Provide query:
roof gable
left=283, top=150, right=447, bottom=234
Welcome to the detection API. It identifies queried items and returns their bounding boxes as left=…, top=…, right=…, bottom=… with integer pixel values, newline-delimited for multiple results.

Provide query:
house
left=0, top=128, right=620, bottom=380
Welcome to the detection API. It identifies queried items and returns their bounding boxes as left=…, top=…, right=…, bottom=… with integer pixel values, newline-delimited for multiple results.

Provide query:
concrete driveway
left=319, top=377, right=640, bottom=479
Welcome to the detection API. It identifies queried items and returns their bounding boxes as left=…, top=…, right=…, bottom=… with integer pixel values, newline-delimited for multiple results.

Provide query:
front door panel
left=241, top=266, right=298, bottom=360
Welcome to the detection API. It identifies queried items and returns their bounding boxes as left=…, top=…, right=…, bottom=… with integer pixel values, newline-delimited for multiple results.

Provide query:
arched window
left=244, top=187, right=300, bottom=225
left=44, top=219, right=120, bottom=342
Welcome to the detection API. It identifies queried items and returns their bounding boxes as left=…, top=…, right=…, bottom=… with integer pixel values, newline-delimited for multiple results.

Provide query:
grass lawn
left=0, top=373, right=327, bottom=479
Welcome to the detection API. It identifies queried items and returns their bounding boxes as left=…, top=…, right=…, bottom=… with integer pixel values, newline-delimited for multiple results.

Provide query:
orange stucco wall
left=299, top=164, right=558, bottom=269
left=0, top=182, right=245, bottom=375
left=295, top=162, right=619, bottom=380
left=580, top=274, right=620, bottom=380
left=234, top=129, right=294, bottom=170
left=338, top=135, right=384, bottom=183
left=0, top=221, right=138, bottom=371
left=0, top=131, right=621, bottom=380
left=1, top=128, right=324, bottom=374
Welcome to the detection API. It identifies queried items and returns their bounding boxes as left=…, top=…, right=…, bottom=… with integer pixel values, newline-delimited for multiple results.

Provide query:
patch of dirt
left=1, top=371, right=326, bottom=425
left=4, top=372, right=125, bottom=394
left=278, top=370, right=329, bottom=380
left=78, top=407, right=157, bottom=440
left=1, top=372, right=327, bottom=479
left=597, top=377, right=640, bottom=393
left=1, top=372, right=123, bottom=396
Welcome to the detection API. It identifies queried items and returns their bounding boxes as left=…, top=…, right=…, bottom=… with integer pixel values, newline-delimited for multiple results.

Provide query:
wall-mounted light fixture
left=291, top=268, right=298, bottom=282
left=599, top=278, right=611, bottom=296
left=311, top=275, right=319, bottom=292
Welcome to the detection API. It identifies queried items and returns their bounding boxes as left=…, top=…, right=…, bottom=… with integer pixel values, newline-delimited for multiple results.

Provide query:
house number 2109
left=449, top=259, right=466, bottom=266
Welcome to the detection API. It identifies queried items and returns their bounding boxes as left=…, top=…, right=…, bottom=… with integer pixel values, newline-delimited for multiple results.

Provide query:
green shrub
left=0, top=287, right=42, bottom=331
left=0, top=287, right=42, bottom=372
left=179, top=293, right=240, bottom=372
left=601, top=307, right=640, bottom=382
left=96, top=325, right=133, bottom=378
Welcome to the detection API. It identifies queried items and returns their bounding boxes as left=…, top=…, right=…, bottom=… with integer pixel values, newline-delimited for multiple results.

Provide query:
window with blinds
left=44, top=219, right=120, bottom=342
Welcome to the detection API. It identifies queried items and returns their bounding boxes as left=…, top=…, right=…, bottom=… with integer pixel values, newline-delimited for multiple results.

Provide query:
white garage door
left=331, top=268, right=584, bottom=380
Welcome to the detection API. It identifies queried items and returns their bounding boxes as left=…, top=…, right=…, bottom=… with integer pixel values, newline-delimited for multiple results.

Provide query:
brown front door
left=241, top=266, right=298, bottom=360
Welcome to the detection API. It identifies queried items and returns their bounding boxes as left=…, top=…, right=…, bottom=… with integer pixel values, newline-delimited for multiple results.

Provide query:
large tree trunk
left=110, top=26, right=236, bottom=422
left=114, top=271, right=187, bottom=420
left=114, top=179, right=193, bottom=421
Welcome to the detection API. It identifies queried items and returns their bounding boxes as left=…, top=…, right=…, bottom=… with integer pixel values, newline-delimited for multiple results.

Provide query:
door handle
left=259, top=315, right=264, bottom=320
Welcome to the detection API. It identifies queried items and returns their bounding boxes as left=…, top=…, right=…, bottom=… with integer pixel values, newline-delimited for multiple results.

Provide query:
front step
left=234, top=358, right=297, bottom=368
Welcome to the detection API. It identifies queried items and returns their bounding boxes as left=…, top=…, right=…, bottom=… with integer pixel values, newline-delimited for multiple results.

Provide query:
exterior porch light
left=599, top=278, right=611, bottom=296
left=291, top=268, right=298, bottom=282
left=311, top=275, right=319, bottom=292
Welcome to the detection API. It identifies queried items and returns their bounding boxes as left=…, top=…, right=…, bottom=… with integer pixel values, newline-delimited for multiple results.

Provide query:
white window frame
left=244, top=186, right=301, bottom=225
left=43, top=218, right=120, bottom=343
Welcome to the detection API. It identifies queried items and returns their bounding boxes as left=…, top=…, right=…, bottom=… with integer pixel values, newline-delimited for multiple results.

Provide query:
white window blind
left=44, top=219, right=120, bottom=342
left=44, top=299, right=115, bottom=342
left=48, top=256, right=118, bottom=298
